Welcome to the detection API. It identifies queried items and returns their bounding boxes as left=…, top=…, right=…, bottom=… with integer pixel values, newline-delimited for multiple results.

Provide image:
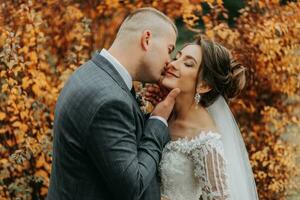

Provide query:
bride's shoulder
left=177, top=130, right=221, bottom=143
left=166, top=130, right=222, bottom=154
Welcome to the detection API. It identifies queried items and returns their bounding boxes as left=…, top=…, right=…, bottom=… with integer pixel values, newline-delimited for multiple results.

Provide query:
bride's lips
left=165, top=71, right=179, bottom=78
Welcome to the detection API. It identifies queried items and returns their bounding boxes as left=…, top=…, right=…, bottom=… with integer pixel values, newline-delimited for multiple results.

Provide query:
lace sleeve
left=190, top=134, right=231, bottom=200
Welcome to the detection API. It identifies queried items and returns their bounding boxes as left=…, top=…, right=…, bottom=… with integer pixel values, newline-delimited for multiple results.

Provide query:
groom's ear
left=196, top=82, right=212, bottom=94
left=141, top=30, right=152, bottom=51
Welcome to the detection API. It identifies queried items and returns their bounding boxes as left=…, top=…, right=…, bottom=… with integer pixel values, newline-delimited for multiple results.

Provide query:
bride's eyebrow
left=176, top=51, right=197, bottom=64
left=178, top=52, right=197, bottom=65
left=184, top=55, right=197, bottom=64
left=176, top=51, right=182, bottom=57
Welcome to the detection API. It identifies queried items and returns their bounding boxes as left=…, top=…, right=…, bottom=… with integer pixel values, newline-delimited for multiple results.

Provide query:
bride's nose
left=165, top=61, right=178, bottom=71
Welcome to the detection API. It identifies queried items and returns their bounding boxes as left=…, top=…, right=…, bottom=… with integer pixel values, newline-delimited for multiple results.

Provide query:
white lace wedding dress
left=160, top=131, right=230, bottom=200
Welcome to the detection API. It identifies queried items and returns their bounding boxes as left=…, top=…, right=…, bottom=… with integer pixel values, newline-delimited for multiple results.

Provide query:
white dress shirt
left=100, top=49, right=168, bottom=127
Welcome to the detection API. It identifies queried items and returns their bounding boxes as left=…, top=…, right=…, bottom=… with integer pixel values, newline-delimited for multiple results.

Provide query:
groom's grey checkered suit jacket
left=47, top=53, right=170, bottom=200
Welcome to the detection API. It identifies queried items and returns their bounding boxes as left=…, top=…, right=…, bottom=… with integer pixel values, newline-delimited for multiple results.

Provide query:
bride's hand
left=144, top=83, right=169, bottom=106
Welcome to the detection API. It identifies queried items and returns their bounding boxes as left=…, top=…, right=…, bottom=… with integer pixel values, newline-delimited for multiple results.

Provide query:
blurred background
left=0, top=0, right=299, bottom=199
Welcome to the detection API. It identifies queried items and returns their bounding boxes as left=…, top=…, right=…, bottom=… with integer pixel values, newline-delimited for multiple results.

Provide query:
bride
left=145, top=37, right=259, bottom=200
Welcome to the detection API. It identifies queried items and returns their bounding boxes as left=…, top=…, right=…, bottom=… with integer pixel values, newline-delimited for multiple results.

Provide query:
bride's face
left=161, top=44, right=202, bottom=94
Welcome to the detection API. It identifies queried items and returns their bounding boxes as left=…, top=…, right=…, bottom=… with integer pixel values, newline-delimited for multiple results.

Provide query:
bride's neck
left=172, top=92, right=204, bottom=121
left=170, top=92, right=217, bottom=132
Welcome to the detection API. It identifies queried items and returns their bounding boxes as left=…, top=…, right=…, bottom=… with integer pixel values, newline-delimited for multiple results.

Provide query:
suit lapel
left=92, top=53, right=129, bottom=92
left=91, top=52, right=144, bottom=117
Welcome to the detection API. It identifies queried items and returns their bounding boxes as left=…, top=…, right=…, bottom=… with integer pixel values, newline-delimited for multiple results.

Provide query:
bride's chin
left=161, top=79, right=176, bottom=90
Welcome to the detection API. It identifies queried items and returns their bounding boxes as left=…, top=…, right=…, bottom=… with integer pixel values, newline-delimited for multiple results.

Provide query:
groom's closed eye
left=168, top=45, right=175, bottom=54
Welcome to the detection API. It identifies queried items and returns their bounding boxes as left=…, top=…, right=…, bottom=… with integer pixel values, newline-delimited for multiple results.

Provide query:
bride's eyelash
left=172, top=56, right=193, bottom=67
left=185, top=63, right=193, bottom=67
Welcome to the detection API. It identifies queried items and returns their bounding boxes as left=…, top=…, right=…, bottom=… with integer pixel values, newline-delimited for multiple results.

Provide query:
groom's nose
left=166, top=54, right=173, bottom=64
left=165, top=61, right=170, bottom=69
left=164, top=59, right=171, bottom=70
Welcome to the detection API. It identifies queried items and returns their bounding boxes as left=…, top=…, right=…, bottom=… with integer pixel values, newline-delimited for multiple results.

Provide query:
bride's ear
left=141, top=30, right=152, bottom=51
left=196, top=82, right=212, bottom=94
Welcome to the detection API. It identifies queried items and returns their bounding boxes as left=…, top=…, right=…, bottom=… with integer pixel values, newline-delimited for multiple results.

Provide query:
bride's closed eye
left=184, top=62, right=194, bottom=67
left=172, top=57, right=194, bottom=67
left=173, top=52, right=195, bottom=67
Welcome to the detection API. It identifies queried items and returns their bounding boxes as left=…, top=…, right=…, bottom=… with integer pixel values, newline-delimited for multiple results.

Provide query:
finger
left=164, top=88, right=181, bottom=103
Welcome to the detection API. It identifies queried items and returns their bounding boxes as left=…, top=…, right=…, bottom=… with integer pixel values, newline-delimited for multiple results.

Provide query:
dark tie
left=130, top=87, right=136, bottom=98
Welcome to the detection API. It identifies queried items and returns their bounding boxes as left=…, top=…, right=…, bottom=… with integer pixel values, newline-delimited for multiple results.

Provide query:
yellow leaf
left=32, top=84, right=41, bottom=96
left=12, top=121, right=22, bottom=127
left=0, top=112, right=6, bottom=120
left=20, top=123, right=28, bottom=133
left=19, top=46, right=29, bottom=54
left=29, top=51, right=38, bottom=63
left=20, top=110, right=29, bottom=120
left=22, top=77, right=32, bottom=89
left=0, top=70, right=6, bottom=77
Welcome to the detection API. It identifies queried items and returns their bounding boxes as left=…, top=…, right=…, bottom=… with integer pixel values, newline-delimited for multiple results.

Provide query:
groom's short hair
left=116, top=7, right=178, bottom=39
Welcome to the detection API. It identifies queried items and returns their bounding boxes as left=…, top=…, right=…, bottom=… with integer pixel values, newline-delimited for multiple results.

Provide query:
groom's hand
left=144, top=83, right=169, bottom=106
left=151, top=88, right=180, bottom=121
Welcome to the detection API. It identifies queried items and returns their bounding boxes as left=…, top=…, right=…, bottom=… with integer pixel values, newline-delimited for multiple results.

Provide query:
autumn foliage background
left=0, top=0, right=300, bottom=199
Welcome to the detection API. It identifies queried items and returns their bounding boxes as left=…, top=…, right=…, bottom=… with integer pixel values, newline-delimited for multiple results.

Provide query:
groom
left=47, top=7, right=179, bottom=200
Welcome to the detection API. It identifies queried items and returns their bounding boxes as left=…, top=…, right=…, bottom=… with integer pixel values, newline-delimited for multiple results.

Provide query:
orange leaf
left=29, top=51, right=38, bottom=63
left=0, top=112, right=6, bottom=120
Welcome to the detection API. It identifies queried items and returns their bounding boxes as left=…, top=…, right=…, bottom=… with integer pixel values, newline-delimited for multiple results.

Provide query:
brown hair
left=195, top=37, right=246, bottom=107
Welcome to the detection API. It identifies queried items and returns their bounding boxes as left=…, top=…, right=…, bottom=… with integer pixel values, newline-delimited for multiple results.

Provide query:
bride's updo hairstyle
left=196, top=37, right=246, bottom=107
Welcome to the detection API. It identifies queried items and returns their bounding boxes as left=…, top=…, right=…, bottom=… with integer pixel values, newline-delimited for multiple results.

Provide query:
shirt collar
left=100, top=49, right=133, bottom=90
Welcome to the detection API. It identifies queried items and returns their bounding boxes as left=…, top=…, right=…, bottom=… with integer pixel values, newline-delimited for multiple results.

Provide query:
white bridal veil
left=207, top=96, right=259, bottom=200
